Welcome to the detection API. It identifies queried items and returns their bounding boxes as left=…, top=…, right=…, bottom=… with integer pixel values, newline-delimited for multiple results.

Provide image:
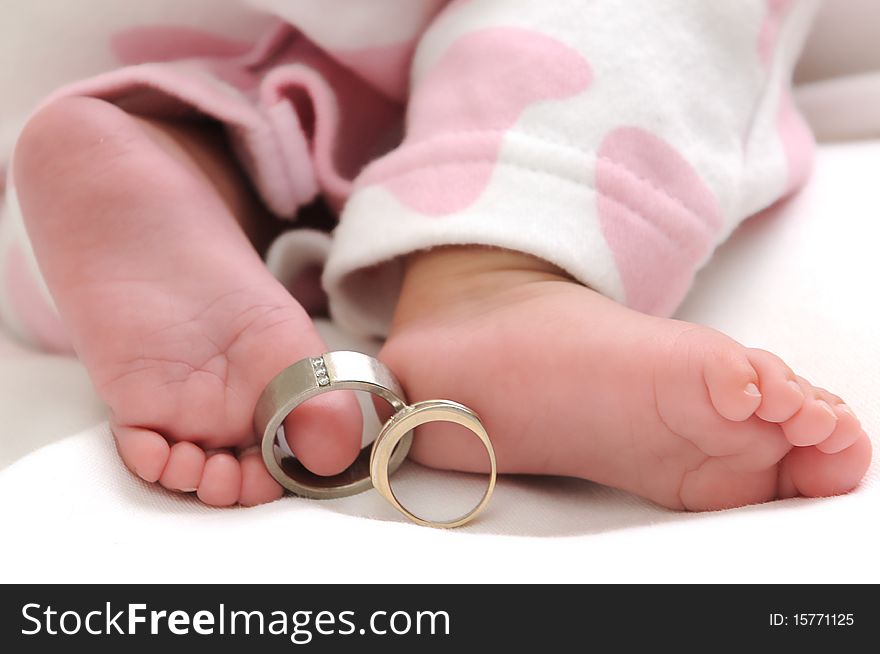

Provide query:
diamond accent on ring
left=311, top=356, right=330, bottom=386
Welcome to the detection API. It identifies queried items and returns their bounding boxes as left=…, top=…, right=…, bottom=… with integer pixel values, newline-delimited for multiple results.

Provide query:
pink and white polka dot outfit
left=0, top=0, right=819, bottom=349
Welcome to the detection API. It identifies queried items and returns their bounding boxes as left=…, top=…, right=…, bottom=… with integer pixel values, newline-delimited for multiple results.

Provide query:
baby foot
left=14, top=97, right=362, bottom=505
left=381, top=248, right=871, bottom=511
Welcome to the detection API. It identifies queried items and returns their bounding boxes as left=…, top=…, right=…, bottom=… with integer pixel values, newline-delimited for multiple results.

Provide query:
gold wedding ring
left=371, top=399, right=497, bottom=529
left=254, top=351, right=496, bottom=527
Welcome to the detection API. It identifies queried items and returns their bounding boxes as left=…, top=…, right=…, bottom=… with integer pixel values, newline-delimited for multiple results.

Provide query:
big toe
left=780, top=433, right=872, bottom=498
left=283, top=390, right=364, bottom=476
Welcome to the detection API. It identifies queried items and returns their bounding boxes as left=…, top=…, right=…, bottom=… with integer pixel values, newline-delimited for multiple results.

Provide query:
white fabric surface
left=1, top=140, right=879, bottom=583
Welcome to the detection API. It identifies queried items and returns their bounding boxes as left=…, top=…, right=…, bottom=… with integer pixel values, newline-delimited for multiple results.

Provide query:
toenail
left=816, top=400, right=837, bottom=420
left=133, top=465, right=156, bottom=482
left=744, top=383, right=761, bottom=397
left=178, top=487, right=198, bottom=493
left=787, top=380, right=804, bottom=397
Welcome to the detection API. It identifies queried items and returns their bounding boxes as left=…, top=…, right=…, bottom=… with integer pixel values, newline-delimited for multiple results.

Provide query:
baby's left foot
left=381, top=248, right=872, bottom=511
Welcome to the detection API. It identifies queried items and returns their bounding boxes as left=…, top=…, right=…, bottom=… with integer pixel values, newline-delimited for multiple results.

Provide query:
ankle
left=392, top=246, right=572, bottom=329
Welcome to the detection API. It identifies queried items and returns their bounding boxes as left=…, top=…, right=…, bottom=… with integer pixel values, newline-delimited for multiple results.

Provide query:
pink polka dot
left=4, top=245, right=72, bottom=353
left=362, top=27, right=592, bottom=215
left=596, top=127, right=723, bottom=316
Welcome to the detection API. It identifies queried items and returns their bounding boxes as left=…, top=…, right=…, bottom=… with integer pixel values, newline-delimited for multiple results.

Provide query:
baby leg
left=10, top=96, right=362, bottom=505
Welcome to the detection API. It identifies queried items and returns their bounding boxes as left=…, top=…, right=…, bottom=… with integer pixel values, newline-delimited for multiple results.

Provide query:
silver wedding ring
left=253, top=350, right=412, bottom=499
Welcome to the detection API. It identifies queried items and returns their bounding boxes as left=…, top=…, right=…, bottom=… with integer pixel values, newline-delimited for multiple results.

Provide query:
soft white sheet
left=1, top=140, right=878, bottom=583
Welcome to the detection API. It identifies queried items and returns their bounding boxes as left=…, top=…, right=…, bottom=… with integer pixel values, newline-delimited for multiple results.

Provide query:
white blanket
left=1, top=140, right=878, bottom=583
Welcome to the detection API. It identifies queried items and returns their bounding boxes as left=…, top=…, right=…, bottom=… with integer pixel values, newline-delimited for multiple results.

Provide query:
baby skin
left=14, top=97, right=871, bottom=510
left=384, top=249, right=871, bottom=510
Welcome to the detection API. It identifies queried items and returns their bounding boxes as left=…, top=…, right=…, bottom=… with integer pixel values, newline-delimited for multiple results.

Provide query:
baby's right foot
left=14, top=97, right=363, bottom=506
left=382, top=248, right=872, bottom=511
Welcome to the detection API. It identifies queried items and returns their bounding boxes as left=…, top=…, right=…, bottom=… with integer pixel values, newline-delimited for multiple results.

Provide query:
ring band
left=254, top=350, right=413, bottom=499
left=370, top=399, right=497, bottom=528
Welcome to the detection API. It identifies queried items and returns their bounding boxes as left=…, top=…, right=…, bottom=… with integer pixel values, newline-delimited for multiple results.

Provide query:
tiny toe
left=112, top=423, right=171, bottom=483
left=704, top=347, right=762, bottom=421
left=284, top=390, right=364, bottom=476
left=816, top=404, right=864, bottom=454
left=747, top=349, right=804, bottom=422
left=196, top=452, right=241, bottom=506
left=781, top=395, right=838, bottom=447
left=159, top=441, right=206, bottom=492
left=239, top=449, right=284, bottom=507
